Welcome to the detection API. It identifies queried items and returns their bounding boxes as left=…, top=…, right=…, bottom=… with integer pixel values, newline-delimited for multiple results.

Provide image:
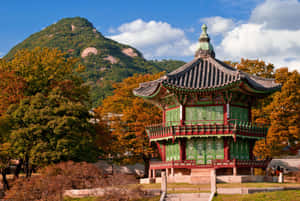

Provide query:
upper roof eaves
left=133, top=24, right=281, bottom=97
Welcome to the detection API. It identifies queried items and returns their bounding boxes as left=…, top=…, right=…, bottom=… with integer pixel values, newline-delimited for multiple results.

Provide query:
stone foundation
left=217, top=175, right=277, bottom=183
left=141, top=175, right=278, bottom=184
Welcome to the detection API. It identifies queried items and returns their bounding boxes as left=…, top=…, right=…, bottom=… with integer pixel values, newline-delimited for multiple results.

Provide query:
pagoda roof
left=133, top=56, right=281, bottom=97
left=133, top=24, right=281, bottom=98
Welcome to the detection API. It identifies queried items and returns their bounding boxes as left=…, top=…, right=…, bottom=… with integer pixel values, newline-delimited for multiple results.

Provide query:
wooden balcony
left=149, top=159, right=270, bottom=170
left=146, top=120, right=267, bottom=142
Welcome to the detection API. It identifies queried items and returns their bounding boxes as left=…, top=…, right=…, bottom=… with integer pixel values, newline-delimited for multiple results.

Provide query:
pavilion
left=133, top=24, right=281, bottom=183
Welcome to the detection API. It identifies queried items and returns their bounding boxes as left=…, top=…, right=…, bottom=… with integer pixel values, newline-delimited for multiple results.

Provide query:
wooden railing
left=146, top=120, right=268, bottom=140
left=212, top=159, right=270, bottom=168
left=149, top=159, right=270, bottom=169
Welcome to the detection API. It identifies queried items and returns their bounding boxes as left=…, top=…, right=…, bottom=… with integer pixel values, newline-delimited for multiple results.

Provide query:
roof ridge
left=208, top=57, right=241, bottom=77
left=167, top=57, right=200, bottom=77
left=133, top=56, right=281, bottom=97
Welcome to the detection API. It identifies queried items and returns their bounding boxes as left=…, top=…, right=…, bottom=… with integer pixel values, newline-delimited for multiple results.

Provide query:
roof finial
left=195, top=24, right=215, bottom=58
left=201, top=24, right=208, bottom=37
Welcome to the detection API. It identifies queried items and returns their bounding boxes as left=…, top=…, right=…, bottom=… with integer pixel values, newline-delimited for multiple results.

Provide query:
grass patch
left=217, top=182, right=300, bottom=188
left=213, top=190, right=300, bottom=201
left=134, top=197, right=160, bottom=201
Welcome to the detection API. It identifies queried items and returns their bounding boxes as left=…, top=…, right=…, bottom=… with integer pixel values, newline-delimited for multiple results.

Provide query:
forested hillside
left=4, top=17, right=184, bottom=106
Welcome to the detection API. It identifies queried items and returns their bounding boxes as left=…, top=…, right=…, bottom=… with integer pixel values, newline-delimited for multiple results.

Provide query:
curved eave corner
left=133, top=82, right=162, bottom=99
left=241, top=78, right=282, bottom=95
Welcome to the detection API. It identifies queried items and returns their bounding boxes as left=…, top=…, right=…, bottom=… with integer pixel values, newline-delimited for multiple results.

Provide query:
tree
left=4, top=161, right=105, bottom=201
left=0, top=60, right=26, bottom=116
left=223, top=59, right=299, bottom=159
left=0, top=142, right=13, bottom=191
left=0, top=61, right=26, bottom=188
left=254, top=68, right=300, bottom=158
left=5, top=47, right=85, bottom=97
left=235, top=58, right=275, bottom=78
left=7, top=89, right=97, bottom=177
left=95, top=73, right=164, bottom=175
left=2, top=48, right=96, bottom=178
left=0, top=115, right=14, bottom=191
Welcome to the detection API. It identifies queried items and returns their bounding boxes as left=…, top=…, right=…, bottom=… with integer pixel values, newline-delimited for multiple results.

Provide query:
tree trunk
left=13, top=159, right=23, bottom=179
left=143, top=154, right=150, bottom=178
left=2, top=168, right=9, bottom=191
left=24, top=155, right=31, bottom=178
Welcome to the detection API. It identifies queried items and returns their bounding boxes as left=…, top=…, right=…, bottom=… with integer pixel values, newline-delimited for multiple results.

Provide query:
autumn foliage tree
left=0, top=116, right=14, bottom=191
left=5, top=47, right=85, bottom=96
left=95, top=73, right=164, bottom=174
left=254, top=68, right=300, bottom=158
left=224, top=58, right=300, bottom=159
left=235, top=58, right=275, bottom=78
left=228, top=59, right=300, bottom=159
left=4, top=161, right=105, bottom=201
left=0, top=60, right=26, bottom=190
left=7, top=90, right=97, bottom=177
left=0, top=48, right=97, bottom=181
left=0, top=70, right=26, bottom=116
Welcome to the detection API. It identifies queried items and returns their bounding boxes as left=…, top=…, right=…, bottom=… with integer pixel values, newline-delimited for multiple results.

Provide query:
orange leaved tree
left=95, top=73, right=163, bottom=175
left=0, top=60, right=26, bottom=116
left=254, top=68, right=300, bottom=158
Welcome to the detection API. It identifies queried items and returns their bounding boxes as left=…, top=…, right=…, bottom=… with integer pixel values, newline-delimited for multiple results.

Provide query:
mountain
left=4, top=17, right=185, bottom=106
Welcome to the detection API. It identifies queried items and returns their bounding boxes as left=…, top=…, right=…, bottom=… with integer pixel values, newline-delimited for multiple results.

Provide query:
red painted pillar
left=179, top=139, right=186, bottom=161
left=224, top=138, right=230, bottom=160
left=156, top=142, right=163, bottom=160
left=163, top=110, right=166, bottom=126
left=180, top=105, right=185, bottom=125
left=223, top=104, right=228, bottom=125
left=163, top=143, right=166, bottom=161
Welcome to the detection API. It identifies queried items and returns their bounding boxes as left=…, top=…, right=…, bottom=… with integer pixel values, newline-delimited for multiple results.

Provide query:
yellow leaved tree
left=95, top=73, right=163, bottom=175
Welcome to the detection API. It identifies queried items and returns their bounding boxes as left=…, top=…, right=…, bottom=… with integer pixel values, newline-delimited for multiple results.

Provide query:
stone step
left=191, top=169, right=212, bottom=176
left=165, top=193, right=211, bottom=201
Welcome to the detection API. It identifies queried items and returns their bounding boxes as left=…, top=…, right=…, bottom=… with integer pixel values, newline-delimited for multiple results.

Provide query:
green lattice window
left=230, top=139, right=250, bottom=160
left=230, top=106, right=249, bottom=122
left=166, top=141, right=180, bottom=161
left=185, top=106, right=223, bottom=124
left=185, top=138, right=224, bottom=164
left=165, top=108, right=180, bottom=126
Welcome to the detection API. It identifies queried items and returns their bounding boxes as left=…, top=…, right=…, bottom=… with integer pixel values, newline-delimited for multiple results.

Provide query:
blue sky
left=1, top=0, right=300, bottom=72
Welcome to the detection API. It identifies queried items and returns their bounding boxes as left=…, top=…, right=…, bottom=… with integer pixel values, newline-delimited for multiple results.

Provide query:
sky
left=1, top=0, right=300, bottom=72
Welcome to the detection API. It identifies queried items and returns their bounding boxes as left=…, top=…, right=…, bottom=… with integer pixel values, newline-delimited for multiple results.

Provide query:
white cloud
left=0, top=52, right=3, bottom=58
left=217, top=23, right=300, bottom=71
left=250, top=0, right=300, bottom=30
left=108, top=27, right=116, bottom=34
left=107, top=19, right=196, bottom=59
left=200, top=16, right=235, bottom=35
left=196, top=0, right=300, bottom=72
left=106, top=4, right=300, bottom=72
left=186, top=27, right=195, bottom=33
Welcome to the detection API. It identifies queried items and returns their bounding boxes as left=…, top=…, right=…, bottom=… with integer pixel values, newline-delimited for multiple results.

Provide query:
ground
left=65, top=190, right=300, bottom=201
left=213, top=190, right=300, bottom=201
left=64, top=183, right=300, bottom=201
